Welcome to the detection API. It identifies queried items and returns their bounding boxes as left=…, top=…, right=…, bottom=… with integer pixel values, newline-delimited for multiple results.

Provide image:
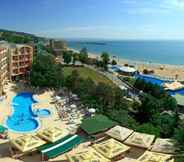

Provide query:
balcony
left=20, top=52, right=31, bottom=56
left=12, top=56, right=19, bottom=61
left=19, top=68, right=27, bottom=74
left=13, top=62, right=18, bottom=65
left=12, top=69, right=19, bottom=75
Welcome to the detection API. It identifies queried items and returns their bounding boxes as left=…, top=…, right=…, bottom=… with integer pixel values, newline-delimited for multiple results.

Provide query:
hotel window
left=13, top=56, right=18, bottom=61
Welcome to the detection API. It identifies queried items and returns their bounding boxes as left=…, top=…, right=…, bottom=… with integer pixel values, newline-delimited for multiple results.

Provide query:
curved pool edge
left=32, top=94, right=39, bottom=103
left=4, top=92, right=41, bottom=134
left=33, top=109, right=52, bottom=118
left=3, top=117, right=41, bottom=134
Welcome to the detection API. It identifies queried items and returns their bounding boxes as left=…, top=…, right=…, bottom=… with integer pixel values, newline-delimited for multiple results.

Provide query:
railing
left=139, top=73, right=184, bottom=82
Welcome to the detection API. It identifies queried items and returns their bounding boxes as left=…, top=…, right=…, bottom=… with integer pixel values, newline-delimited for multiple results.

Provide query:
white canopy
left=88, top=108, right=96, bottom=113
left=54, top=96, right=61, bottom=101
left=110, top=65, right=137, bottom=73
left=138, top=151, right=173, bottom=162
left=70, top=104, right=77, bottom=109
left=118, top=66, right=137, bottom=73
left=150, top=138, right=175, bottom=154
left=72, top=94, right=78, bottom=98
left=124, top=132, right=155, bottom=149
left=105, top=125, right=134, bottom=142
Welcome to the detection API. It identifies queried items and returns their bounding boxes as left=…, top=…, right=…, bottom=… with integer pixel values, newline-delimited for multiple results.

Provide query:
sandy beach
left=69, top=48, right=184, bottom=81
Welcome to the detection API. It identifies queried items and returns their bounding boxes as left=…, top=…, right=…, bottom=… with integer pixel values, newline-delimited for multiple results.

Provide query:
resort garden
left=28, top=49, right=184, bottom=161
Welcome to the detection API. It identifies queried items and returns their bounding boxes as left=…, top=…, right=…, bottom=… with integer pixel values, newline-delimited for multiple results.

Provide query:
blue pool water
left=5, top=92, right=40, bottom=133
left=34, top=109, right=51, bottom=117
left=168, top=89, right=184, bottom=96
left=135, top=74, right=168, bottom=86
left=136, top=74, right=184, bottom=96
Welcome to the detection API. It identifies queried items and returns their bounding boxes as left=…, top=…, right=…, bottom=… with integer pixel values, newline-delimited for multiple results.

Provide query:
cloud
left=126, top=7, right=169, bottom=15
left=62, top=26, right=115, bottom=32
left=120, top=0, right=184, bottom=15
left=160, top=0, right=184, bottom=10
left=120, top=0, right=137, bottom=5
left=36, top=25, right=118, bottom=38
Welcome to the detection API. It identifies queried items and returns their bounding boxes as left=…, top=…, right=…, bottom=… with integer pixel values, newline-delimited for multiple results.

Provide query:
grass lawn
left=63, top=66, right=115, bottom=86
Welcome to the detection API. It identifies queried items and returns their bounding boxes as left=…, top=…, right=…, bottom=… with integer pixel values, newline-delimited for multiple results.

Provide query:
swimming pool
left=5, top=92, right=40, bottom=133
left=135, top=74, right=184, bottom=96
left=135, top=74, right=168, bottom=86
left=168, top=88, right=184, bottom=96
left=34, top=109, right=51, bottom=117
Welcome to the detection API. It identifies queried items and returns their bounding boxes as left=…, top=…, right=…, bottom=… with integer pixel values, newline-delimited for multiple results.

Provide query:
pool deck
left=0, top=83, right=65, bottom=139
left=0, top=83, right=76, bottom=162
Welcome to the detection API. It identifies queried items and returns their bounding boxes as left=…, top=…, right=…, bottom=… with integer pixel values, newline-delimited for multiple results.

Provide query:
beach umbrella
left=70, top=104, right=77, bottom=109
left=10, top=135, right=46, bottom=152
left=138, top=151, right=173, bottom=162
left=66, top=147, right=111, bottom=162
left=72, top=94, right=77, bottom=98
left=105, top=125, right=134, bottom=142
left=119, top=85, right=127, bottom=90
left=150, top=138, right=175, bottom=154
left=88, top=108, right=96, bottom=113
left=54, top=96, right=61, bottom=101
left=93, top=138, right=130, bottom=159
left=124, top=132, right=155, bottom=149
left=37, top=127, right=64, bottom=143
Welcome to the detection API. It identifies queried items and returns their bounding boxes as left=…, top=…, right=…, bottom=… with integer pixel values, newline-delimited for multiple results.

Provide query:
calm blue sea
left=67, top=40, right=184, bottom=65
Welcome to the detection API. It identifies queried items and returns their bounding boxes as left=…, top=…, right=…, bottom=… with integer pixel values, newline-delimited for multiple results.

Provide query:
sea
left=67, top=40, right=184, bottom=65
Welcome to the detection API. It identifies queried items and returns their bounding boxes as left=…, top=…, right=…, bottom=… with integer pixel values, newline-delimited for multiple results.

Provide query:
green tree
left=155, top=113, right=177, bottom=138
left=101, top=52, right=110, bottom=70
left=1, top=32, right=33, bottom=43
left=94, top=82, right=114, bottom=110
left=136, top=94, right=161, bottom=123
left=95, top=60, right=104, bottom=68
left=107, top=109, right=138, bottom=130
left=136, top=123, right=160, bottom=137
left=74, top=77, right=97, bottom=107
left=111, top=59, right=117, bottom=65
left=134, top=78, right=164, bottom=98
left=161, top=96, right=177, bottom=111
left=30, top=54, right=64, bottom=88
left=63, top=51, right=72, bottom=64
left=72, top=53, right=79, bottom=64
left=79, top=48, right=88, bottom=63
left=174, top=122, right=184, bottom=161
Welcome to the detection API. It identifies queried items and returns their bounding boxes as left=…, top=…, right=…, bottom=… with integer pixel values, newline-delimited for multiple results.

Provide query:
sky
left=1, top=0, right=184, bottom=40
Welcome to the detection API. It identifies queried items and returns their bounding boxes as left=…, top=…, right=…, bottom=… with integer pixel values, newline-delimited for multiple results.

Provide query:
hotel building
left=0, top=47, right=8, bottom=95
left=0, top=43, right=34, bottom=95
left=9, top=44, right=33, bottom=80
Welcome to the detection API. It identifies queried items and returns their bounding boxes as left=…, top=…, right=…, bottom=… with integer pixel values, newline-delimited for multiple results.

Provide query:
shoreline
left=68, top=47, right=184, bottom=81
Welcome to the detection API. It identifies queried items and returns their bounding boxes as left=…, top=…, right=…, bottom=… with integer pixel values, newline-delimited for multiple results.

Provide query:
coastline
left=68, top=47, right=184, bottom=81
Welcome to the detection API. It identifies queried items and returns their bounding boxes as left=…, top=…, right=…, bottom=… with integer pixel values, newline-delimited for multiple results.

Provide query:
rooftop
left=80, top=114, right=117, bottom=135
left=92, top=138, right=130, bottom=159
left=163, top=81, right=184, bottom=91
left=124, top=132, right=155, bottom=149
left=110, top=65, right=137, bottom=73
